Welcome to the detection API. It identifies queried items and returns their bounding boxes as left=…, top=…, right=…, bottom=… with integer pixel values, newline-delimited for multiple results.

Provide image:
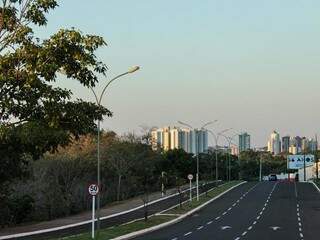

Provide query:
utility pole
left=259, top=155, right=262, bottom=182
left=316, top=134, right=319, bottom=180
left=303, top=153, right=306, bottom=182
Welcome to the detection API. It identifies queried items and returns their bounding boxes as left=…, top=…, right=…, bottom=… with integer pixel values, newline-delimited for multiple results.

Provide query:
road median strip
left=52, top=180, right=245, bottom=240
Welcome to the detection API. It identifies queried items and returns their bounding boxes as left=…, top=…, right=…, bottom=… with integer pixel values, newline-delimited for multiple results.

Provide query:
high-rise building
left=267, top=131, right=281, bottom=155
left=309, top=137, right=318, bottom=152
left=282, top=136, right=290, bottom=153
left=239, top=132, right=250, bottom=152
left=301, top=137, right=309, bottom=152
left=151, top=126, right=208, bottom=154
left=231, top=145, right=239, bottom=156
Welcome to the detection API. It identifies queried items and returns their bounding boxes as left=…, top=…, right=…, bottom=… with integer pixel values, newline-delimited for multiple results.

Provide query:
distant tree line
left=1, top=129, right=295, bottom=227
left=1, top=131, right=240, bottom=227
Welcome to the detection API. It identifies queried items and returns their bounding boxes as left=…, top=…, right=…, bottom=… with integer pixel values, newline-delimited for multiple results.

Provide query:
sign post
left=88, top=184, right=99, bottom=239
left=188, top=174, right=193, bottom=202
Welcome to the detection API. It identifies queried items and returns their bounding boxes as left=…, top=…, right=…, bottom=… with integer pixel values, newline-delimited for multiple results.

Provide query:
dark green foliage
left=8, top=194, right=34, bottom=224
left=239, top=150, right=287, bottom=180
left=0, top=0, right=110, bottom=183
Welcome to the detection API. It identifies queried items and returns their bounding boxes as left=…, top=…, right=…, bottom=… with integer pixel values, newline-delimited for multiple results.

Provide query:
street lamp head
left=127, top=66, right=140, bottom=73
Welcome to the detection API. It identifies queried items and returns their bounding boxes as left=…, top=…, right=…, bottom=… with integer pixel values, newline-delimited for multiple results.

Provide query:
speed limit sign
left=188, top=174, right=193, bottom=180
left=88, top=184, right=99, bottom=196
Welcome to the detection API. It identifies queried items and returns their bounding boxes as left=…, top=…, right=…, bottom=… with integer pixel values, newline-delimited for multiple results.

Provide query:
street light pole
left=259, top=156, right=262, bottom=182
left=178, top=120, right=217, bottom=201
left=89, top=66, right=140, bottom=234
left=206, top=129, right=232, bottom=182
left=219, top=134, right=237, bottom=181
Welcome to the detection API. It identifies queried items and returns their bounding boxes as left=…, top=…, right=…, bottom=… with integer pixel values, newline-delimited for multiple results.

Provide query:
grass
left=52, top=215, right=175, bottom=240
left=52, top=180, right=243, bottom=240
left=165, top=180, right=242, bottom=215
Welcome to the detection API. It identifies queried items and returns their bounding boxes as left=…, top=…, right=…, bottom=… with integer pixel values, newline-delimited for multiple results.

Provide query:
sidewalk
left=0, top=183, right=196, bottom=237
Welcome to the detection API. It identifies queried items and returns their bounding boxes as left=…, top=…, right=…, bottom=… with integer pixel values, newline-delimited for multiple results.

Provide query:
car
left=268, top=174, right=278, bottom=181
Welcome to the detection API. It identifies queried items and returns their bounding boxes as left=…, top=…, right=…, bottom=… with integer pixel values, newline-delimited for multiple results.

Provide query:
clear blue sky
left=39, top=0, right=320, bottom=147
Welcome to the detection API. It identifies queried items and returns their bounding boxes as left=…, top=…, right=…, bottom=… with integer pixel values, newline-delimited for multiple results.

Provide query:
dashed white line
left=248, top=226, right=253, bottom=230
left=242, top=231, right=247, bottom=236
left=197, top=226, right=204, bottom=230
left=215, top=216, right=220, bottom=220
left=184, top=232, right=192, bottom=236
left=207, top=221, right=213, bottom=225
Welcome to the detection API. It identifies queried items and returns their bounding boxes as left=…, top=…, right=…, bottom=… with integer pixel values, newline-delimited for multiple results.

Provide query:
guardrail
left=0, top=181, right=222, bottom=240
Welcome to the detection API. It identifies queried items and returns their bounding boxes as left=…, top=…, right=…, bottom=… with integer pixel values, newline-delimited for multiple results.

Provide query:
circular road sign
left=88, top=184, right=99, bottom=196
left=188, top=174, right=193, bottom=180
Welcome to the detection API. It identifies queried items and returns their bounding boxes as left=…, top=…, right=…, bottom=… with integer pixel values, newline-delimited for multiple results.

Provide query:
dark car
left=268, top=174, right=277, bottom=181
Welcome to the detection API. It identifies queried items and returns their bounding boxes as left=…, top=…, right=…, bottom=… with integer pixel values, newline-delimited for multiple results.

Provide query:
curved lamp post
left=206, top=128, right=232, bottom=181
left=177, top=120, right=218, bottom=201
left=219, top=133, right=238, bottom=181
left=90, top=66, right=140, bottom=232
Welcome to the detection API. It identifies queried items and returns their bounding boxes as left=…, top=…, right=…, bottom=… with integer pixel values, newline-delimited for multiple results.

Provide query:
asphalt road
left=134, top=181, right=320, bottom=240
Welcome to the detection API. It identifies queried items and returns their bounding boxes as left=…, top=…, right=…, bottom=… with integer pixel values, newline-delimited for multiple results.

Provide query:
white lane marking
left=222, top=212, right=227, bottom=215
left=298, top=217, right=301, bottom=221
left=299, top=227, right=302, bottom=232
left=215, top=216, right=220, bottom=220
left=207, top=221, right=213, bottom=225
left=232, top=203, right=236, bottom=207
left=171, top=238, right=178, bottom=240
left=221, top=226, right=232, bottom=230
left=270, top=226, right=281, bottom=231
left=299, top=222, right=302, bottom=226
left=197, top=226, right=204, bottom=230
left=184, top=232, right=192, bottom=236
left=253, top=221, right=257, bottom=225
left=235, top=237, right=240, bottom=240
left=242, top=231, right=247, bottom=236
left=297, top=212, right=300, bottom=216
left=257, top=216, right=261, bottom=220
left=248, top=226, right=252, bottom=230
left=300, top=233, right=304, bottom=238
left=228, top=207, right=232, bottom=211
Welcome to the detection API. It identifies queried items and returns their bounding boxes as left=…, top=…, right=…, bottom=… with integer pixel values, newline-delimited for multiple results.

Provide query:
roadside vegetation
left=51, top=181, right=242, bottom=240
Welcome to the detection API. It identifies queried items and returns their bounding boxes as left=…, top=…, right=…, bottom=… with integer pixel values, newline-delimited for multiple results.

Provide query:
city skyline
left=40, top=0, right=320, bottom=147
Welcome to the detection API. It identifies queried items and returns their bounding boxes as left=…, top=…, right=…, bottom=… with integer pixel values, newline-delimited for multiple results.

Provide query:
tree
left=105, top=140, right=136, bottom=201
left=0, top=0, right=110, bottom=183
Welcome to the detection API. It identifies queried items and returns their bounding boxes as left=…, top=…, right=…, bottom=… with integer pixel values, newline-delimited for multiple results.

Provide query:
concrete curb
left=311, top=180, right=320, bottom=193
left=111, top=181, right=247, bottom=240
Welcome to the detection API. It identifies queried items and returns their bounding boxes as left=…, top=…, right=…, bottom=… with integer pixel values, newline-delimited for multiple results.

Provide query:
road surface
left=134, top=181, right=320, bottom=240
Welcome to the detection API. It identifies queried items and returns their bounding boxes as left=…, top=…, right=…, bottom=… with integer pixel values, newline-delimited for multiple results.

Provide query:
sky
left=37, top=0, right=320, bottom=147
